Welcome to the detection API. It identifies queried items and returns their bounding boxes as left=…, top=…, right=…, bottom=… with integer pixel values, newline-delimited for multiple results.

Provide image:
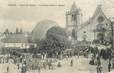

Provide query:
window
left=97, top=16, right=104, bottom=23
left=71, top=14, right=77, bottom=21
left=97, top=24, right=105, bottom=32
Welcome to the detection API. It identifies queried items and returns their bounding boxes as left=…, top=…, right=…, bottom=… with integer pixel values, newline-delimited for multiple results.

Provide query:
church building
left=66, top=2, right=113, bottom=46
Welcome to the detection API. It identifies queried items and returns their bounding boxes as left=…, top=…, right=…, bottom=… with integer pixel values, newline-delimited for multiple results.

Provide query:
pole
left=110, top=20, right=114, bottom=69
left=111, top=21, right=113, bottom=53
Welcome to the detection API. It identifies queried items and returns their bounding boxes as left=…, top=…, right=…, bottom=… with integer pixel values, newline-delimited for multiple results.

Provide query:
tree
left=16, top=27, right=19, bottom=34
left=4, top=28, right=9, bottom=34
left=20, top=28, right=23, bottom=33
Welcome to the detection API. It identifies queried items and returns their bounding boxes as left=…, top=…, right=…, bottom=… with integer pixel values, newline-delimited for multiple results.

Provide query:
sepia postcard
left=0, top=0, right=114, bottom=73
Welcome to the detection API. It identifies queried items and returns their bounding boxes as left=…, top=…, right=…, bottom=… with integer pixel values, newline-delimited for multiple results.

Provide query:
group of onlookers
left=88, top=46, right=113, bottom=73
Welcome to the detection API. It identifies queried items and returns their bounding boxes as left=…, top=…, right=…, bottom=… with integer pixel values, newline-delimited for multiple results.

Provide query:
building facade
left=66, top=3, right=113, bottom=46
left=66, top=2, right=82, bottom=40
left=1, top=32, right=35, bottom=49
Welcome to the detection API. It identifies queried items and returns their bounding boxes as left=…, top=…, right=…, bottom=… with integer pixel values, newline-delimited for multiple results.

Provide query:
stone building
left=66, top=2, right=82, bottom=40
left=66, top=2, right=113, bottom=46
left=1, top=28, right=35, bottom=50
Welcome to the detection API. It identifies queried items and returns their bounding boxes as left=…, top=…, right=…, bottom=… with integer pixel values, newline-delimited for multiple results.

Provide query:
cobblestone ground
left=0, top=56, right=114, bottom=73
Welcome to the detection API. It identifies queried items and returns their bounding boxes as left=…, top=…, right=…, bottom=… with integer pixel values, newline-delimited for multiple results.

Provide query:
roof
left=1, top=33, right=30, bottom=43
left=66, top=2, right=80, bottom=15
left=79, top=5, right=111, bottom=31
left=70, top=2, right=78, bottom=12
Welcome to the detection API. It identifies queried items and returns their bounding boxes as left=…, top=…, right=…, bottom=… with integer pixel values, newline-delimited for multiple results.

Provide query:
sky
left=0, top=0, right=114, bottom=33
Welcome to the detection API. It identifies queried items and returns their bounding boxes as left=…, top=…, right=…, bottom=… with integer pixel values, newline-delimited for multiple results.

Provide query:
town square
left=0, top=0, right=114, bottom=73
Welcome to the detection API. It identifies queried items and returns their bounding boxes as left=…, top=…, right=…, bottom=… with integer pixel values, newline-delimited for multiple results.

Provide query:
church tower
left=66, top=2, right=82, bottom=40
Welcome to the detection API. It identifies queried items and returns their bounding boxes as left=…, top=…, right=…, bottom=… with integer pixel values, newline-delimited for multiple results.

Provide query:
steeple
left=70, top=1, right=77, bottom=12
left=97, top=0, right=103, bottom=6
left=92, top=4, right=104, bottom=20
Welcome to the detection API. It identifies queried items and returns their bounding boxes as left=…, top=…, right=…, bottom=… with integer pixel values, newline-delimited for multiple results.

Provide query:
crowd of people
left=88, top=46, right=113, bottom=73
left=0, top=45, right=114, bottom=73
